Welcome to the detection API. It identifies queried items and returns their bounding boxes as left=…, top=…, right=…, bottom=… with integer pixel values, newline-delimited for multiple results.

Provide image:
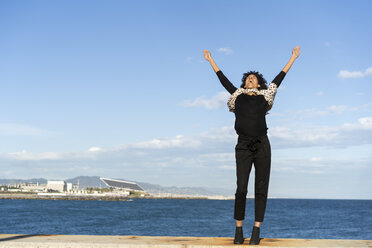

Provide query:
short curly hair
left=240, top=71, right=267, bottom=90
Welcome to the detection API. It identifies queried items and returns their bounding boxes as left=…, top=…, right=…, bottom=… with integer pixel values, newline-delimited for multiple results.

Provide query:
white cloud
left=291, top=105, right=347, bottom=118
left=180, top=91, right=230, bottom=110
left=0, top=123, right=54, bottom=136
left=284, top=103, right=372, bottom=120
left=308, top=170, right=325, bottom=174
left=218, top=165, right=235, bottom=170
left=366, top=67, right=372, bottom=75
left=1, top=118, right=372, bottom=195
left=88, top=147, right=102, bottom=152
left=130, top=135, right=201, bottom=149
left=327, top=105, right=347, bottom=114
left=16, top=115, right=372, bottom=160
left=4, top=147, right=108, bottom=161
left=217, top=47, right=233, bottom=55
left=310, top=157, right=322, bottom=162
left=352, top=102, right=372, bottom=112
left=6, top=150, right=63, bottom=160
left=359, top=117, right=372, bottom=126
left=0, top=126, right=236, bottom=164
left=3, top=116, right=372, bottom=165
left=338, top=67, right=372, bottom=78
left=316, top=91, right=324, bottom=96
left=270, top=117, right=372, bottom=148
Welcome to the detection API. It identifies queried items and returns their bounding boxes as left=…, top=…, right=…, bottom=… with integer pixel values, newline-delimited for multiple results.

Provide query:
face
left=244, top=74, right=260, bottom=89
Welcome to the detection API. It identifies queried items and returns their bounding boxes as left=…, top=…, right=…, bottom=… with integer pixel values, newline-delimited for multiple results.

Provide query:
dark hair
left=240, top=71, right=267, bottom=90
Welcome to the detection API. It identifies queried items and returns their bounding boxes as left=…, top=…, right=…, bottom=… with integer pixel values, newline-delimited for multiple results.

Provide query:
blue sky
left=0, top=0, right=371, bottom=199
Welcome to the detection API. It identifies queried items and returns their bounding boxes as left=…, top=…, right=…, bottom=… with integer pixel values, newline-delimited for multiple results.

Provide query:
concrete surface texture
left=0, top=234, right=371, bottom=248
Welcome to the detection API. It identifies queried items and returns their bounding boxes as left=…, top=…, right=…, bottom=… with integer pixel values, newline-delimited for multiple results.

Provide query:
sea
left=1, top=198, right=371, bottom=240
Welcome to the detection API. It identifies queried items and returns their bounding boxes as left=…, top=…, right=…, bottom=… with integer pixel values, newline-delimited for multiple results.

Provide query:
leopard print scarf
left=228, top=83, right=278, bottom=112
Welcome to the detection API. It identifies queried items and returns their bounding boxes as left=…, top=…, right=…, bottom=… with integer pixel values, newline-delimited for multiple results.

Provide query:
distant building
left=66, top=183, right=73, bottom=191
left=20, top=182, right=46, bottom=192
left=47, top=180, right=66, bottom=192
left=100, top=178, right=145, bottom=192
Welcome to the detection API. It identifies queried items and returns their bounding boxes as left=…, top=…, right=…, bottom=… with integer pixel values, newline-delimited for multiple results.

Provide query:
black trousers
left=234, top=134, right=271, bottom=222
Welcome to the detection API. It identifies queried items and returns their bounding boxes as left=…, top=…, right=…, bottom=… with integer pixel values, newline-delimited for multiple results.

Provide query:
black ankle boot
left=249, top=226, right=260, bottom=245
left=233, top=226, right=244, bottom=244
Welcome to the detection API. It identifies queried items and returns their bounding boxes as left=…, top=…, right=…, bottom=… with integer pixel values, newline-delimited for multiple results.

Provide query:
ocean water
left=1, top=198, right=371, bottom=240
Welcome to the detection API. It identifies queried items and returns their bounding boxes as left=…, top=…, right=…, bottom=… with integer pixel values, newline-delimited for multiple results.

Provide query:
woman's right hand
left=203, top=49, right=213, bottom=62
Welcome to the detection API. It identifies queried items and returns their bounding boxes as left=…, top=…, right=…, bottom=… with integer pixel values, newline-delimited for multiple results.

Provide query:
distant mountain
left=0, top=178, right=47, bottom=185
left=0, top=176, right=234, bottom=196
left=137, top=181, right=233, bottom=196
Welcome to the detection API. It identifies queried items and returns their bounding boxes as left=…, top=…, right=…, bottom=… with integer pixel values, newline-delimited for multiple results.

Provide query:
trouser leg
left=234, top=142, right=253, bottom=220
left=253, top=138, right=271, bottom=222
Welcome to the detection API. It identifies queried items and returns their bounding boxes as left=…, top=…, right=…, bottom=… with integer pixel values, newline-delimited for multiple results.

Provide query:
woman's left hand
left=292, top=46, right=301, bottom=59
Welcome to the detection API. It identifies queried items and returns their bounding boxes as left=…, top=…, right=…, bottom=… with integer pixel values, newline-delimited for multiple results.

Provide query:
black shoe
left=249, top=226, right=260, bottom=245
left=233, top=226, right=245, bottom=244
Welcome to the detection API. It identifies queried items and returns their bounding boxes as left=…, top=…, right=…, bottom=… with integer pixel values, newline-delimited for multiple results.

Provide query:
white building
left=66, top=183, right=73, bottom=191
left=47, top=180, right=66, bottom=192
left=100, top=177, right=145, bottom=196
left=20, top=182, right=46, bottom=192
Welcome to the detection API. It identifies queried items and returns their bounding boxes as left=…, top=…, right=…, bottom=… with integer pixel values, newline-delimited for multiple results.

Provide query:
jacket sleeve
left=216, top=70, right=237, bottom=94
left=259, top=71, right=286, bottom=110
left=271, top=70, right=286, bottom=87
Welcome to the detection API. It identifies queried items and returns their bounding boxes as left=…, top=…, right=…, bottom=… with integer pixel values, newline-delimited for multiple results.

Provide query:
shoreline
left=1, top=193, right=370, bottom=201
left=0, top=193, right=129, bottom=201
left=0, top=193, right=232, bottom=201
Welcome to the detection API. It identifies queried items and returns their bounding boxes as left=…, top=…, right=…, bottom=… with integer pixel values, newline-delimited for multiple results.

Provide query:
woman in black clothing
left=203, top=46, right=301, bottom=245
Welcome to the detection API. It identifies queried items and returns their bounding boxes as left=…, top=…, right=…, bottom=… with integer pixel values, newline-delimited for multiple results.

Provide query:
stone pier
left=0, top=234, right=371, bottom=247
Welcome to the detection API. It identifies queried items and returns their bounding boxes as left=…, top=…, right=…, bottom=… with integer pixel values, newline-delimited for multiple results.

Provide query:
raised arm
left=203, top=49, right=237, bottom=94
left=260, top=46, right=301, bottom=110
left=282, top=46, right=301, bottom=74
left=203, top=49, right=220, bottom=73
left=271, top=71, right=287, bottom=87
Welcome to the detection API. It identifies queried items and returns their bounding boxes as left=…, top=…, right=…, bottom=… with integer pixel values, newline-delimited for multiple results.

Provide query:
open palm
left=292, top=46, right=301, bottom=59
left=203, top=49, right=212, bottom=62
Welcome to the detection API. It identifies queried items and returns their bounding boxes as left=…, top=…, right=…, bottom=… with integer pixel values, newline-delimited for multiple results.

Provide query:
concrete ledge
left=0, top=234, right=371, bottom=248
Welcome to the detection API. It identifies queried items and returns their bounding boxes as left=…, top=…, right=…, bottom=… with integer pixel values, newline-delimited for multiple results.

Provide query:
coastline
left=0, top=193, right=234, bottom=201
left=1, top=193, right=370, bottom=201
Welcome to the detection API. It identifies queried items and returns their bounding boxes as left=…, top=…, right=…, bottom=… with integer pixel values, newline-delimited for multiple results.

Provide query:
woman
left=203, top=46, right=301, bottom=245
